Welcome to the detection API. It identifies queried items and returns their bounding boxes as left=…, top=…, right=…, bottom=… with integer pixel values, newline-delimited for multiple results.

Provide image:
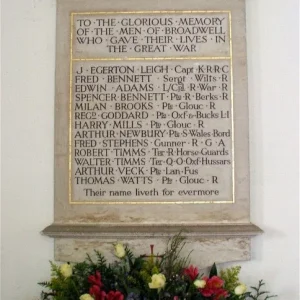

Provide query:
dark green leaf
left=209, top=263, right=218, bottom=277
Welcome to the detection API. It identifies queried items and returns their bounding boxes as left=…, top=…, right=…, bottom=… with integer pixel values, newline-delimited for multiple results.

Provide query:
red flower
left=208, top=276, right=224, bottom=289
left=89, top=285, right=106, bottom=300
left=106, top=291, right=124, bottom=300
left=88, top=271, right=106, bottom=300
left=183, top=265, right=199, bottom=281
left=88, top=271, right=103, bottom=287
left=201, top=287, right=214, bottom=297
left=214, top=289, right=229, bottom=300
left=200, top=276, right=228, bottom=300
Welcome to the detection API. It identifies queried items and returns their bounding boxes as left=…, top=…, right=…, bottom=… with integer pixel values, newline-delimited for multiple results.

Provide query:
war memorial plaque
left=43, top=0, right=262, bottom=263
left=71, top=12, right=233, bottom=204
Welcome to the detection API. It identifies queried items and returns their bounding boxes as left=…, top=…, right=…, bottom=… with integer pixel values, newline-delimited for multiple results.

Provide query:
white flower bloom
left=60, top=263, right=72, bottom=278
left=149, top=274, right=166, bottom=289
left=114, top=243, right=126, bottom=258
left=79, top=294, right=94, bottom=300
left=194, top=279, right=206, bottom=288
left=235, top=284, right=247, bottom=295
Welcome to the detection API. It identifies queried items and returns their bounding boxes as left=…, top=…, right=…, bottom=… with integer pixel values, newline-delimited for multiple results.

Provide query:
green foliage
left=39, top=252, right=119, bottom=300
left=140, top=255, right=160, bottom=284
left=123, top=245, right=135, bottom=271
left=209, top=263, right=218, bottom=278
left=38, top=262, right=81, bottom=300
left=160, top=232, right=191, bottom=278
left=247, top=280, right=277, bottom=300
left=39, top=237, right=275, bottom=300
left=220, top=266, right=241, bottom=292
left=111, top=245, right=154, bottom=295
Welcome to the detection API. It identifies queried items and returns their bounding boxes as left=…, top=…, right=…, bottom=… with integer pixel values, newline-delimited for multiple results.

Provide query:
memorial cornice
left=43, top=223, right=263, bottom=239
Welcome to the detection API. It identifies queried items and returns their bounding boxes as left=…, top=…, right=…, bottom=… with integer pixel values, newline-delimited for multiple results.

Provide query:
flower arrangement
left=39, top=234, right=276, bottom=300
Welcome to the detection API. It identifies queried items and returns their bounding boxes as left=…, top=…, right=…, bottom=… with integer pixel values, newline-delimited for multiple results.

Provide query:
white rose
left=80, top=294, right=94, bottom=300
left=114, top=243, right=126, bottom=258
left=235, top=284, right=247, bottom=295
left=149, top=274, right=166, bottom=289
left=60, top=263, right=72, bottom=278
left=194, top=279, right=206, bottom=288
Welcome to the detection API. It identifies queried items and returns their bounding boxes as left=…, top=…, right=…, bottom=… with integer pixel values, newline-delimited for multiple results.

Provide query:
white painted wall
left=1, top=0, right=299, bottom=299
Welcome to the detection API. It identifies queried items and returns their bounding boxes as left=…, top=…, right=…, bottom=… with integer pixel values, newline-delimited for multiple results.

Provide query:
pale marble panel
left=55, top=237, right=251, bottom=269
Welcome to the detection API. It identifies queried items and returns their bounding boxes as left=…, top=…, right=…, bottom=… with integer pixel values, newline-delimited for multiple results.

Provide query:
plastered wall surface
left=1, top=0, right=299, bottom=299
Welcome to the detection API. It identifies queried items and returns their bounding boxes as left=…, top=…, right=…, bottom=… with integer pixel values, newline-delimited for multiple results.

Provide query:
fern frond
left=38, top=281, right=52, bottom=287
left=85, top=253, right=95, bottom=265
left=248, top=280, right=277, bottom=300
left=125, top=245, right=135, bottom=268
left=95, top=250, right=107, bottom=266
left=160, top=232, right=190, bottom=277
